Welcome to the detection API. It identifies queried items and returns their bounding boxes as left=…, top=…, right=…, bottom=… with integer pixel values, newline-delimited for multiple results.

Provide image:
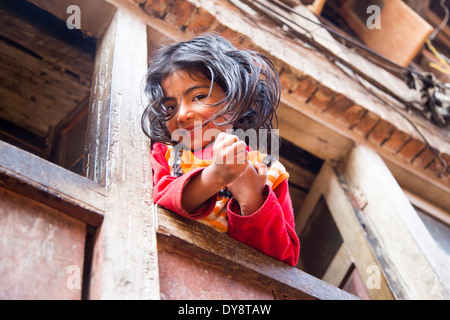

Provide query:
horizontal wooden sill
left=0, top=140, right=105, bottom=227
left=156, top=206, right=358, bottom=300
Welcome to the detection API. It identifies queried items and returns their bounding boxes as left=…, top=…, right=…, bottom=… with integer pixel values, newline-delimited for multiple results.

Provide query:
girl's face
left=161, top=70, right=233, bottom=151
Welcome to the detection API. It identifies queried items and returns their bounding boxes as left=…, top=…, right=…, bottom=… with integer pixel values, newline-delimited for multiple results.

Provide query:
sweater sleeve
left=226, top=180, right=300, bottom=266
left=151, top=143, right=217, bottom=219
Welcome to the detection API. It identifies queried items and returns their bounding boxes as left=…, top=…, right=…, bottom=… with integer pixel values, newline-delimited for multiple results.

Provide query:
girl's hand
left=227, top=161, right=267, bottom=216
left=209, top=132, right=249, bottom=185
left=209, top=132, right=267, bottom=216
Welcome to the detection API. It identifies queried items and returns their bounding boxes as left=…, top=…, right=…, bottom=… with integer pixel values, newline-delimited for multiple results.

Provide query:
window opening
left=415, top=206, right=450, bottom=257
left=298, top=195, right=343, bottom=278
left=0, top=0, right=96, bottom=175
left=279, top=138, right=324, bottom=217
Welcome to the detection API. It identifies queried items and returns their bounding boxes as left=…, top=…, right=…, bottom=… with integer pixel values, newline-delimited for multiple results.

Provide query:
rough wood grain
left=0, top=5, right=93, bottom=140
left=0, top=187, right=86, bottom=300
left=158, top=244, right=276, bottom=300
left=85, top=9, right=160, bottom=300
left=0, top=140, right=105, bottom=227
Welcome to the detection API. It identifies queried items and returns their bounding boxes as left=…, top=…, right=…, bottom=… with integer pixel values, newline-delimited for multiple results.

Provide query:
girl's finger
left=235, top=144, right=248, bottom=164
left=214, top=132, right=227, bottom=144
left=222, top=134, right=239, bottom=147
left=254, top=161, right=268, bottom=176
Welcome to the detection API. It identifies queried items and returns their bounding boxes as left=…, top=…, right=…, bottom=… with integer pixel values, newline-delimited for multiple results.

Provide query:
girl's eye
left=164, top=104, right=177, bottom=113
left=193, top=94, right=208, bottom=102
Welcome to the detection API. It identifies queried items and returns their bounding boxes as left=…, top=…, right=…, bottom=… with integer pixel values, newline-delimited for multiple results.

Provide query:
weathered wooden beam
left=156, top=207, right=358, bottom=300
left=278, top=101, right=354, bottom=161
left=0, top=140, right=105, bottom=227
left=85, top=9, right=160, bottom=300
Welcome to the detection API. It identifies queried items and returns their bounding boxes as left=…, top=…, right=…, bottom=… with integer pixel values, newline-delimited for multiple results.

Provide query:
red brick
left=279, top=66, right=299, bottom=93
left=323, top=94, right=354, bottom=116
left=337, top=104, right=366, bottom=128
left=185, top=7, right=217, bottom=33
left=381, top=128, right=410, bottom=153
left=352, top=111, right=380, bottom=138
left=427, top=153, right=450, bottom=178
left=398, top=138, right=426, bottom=162
left=143, top=0, right=174, bottom=18
left=367, top=118, right=395, bottom=146
left=308, top=85, right=335, bottom=110
left=411, top=147, right=437, bottom=169
left=165, top=0, right=196, bottom=29
left=291, top=75, right=319, bottom=102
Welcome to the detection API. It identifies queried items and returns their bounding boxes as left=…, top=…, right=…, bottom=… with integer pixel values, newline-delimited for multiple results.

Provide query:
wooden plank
left=0, top=3, right=94, bottom=140
left=85, top=9, right=160, bottom=300
left=156, top=207, right=358, bottom=300
left=403, top=189, right=450, bottom=226
left=278, top=102, right=353, bottom=161
left=0, top=186, right=86, bottom=300
left=341, top=0, right=433, bottom=67
left=294, top=159, right=326, bottom=235
left=48, top=97, right=90, bottom=172
left=0, top=5, right=94, bottom=86
left=158, top=244, right=276, bottom=300
left=0, top=140, right=105, bottom=227
left=0, top=35, right=91, bottom=139
left=384, top=158, right=450, bottom=216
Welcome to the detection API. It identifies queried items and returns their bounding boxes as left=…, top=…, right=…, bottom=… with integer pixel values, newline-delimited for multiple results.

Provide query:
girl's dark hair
left=141, top=33, right=280, bottom=149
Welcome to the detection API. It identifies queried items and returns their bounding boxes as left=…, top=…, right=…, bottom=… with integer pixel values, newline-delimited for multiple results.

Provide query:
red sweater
left=151, top=142, right=300, bottom=266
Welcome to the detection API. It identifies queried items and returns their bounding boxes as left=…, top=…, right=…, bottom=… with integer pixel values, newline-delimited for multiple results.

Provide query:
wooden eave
left=108, top=0, right=449, bottom=212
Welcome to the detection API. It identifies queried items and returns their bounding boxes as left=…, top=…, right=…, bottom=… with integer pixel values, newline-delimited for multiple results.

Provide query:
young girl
left=141, top=34, right=299, bottom=266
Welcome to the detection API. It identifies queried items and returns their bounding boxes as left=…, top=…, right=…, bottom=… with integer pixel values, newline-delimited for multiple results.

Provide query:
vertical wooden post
left=85, top=8, right=160, bottom=299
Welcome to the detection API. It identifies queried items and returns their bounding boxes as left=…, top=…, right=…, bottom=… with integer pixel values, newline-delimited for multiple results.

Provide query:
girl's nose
left=176, top=101, right=195, bottom=123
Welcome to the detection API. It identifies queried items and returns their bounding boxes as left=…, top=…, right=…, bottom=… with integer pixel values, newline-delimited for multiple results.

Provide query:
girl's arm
left=227, top=179, right=300, bottom=266
left=151, top=143, right=218, bottom=219
left=151, top=135, right=250, bottom=216
left=226, top=160, right=267, bottom=216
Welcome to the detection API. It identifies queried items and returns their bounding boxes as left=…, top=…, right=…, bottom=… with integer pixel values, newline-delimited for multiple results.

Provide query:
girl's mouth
left=183, top=123, right=204, bottom=135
